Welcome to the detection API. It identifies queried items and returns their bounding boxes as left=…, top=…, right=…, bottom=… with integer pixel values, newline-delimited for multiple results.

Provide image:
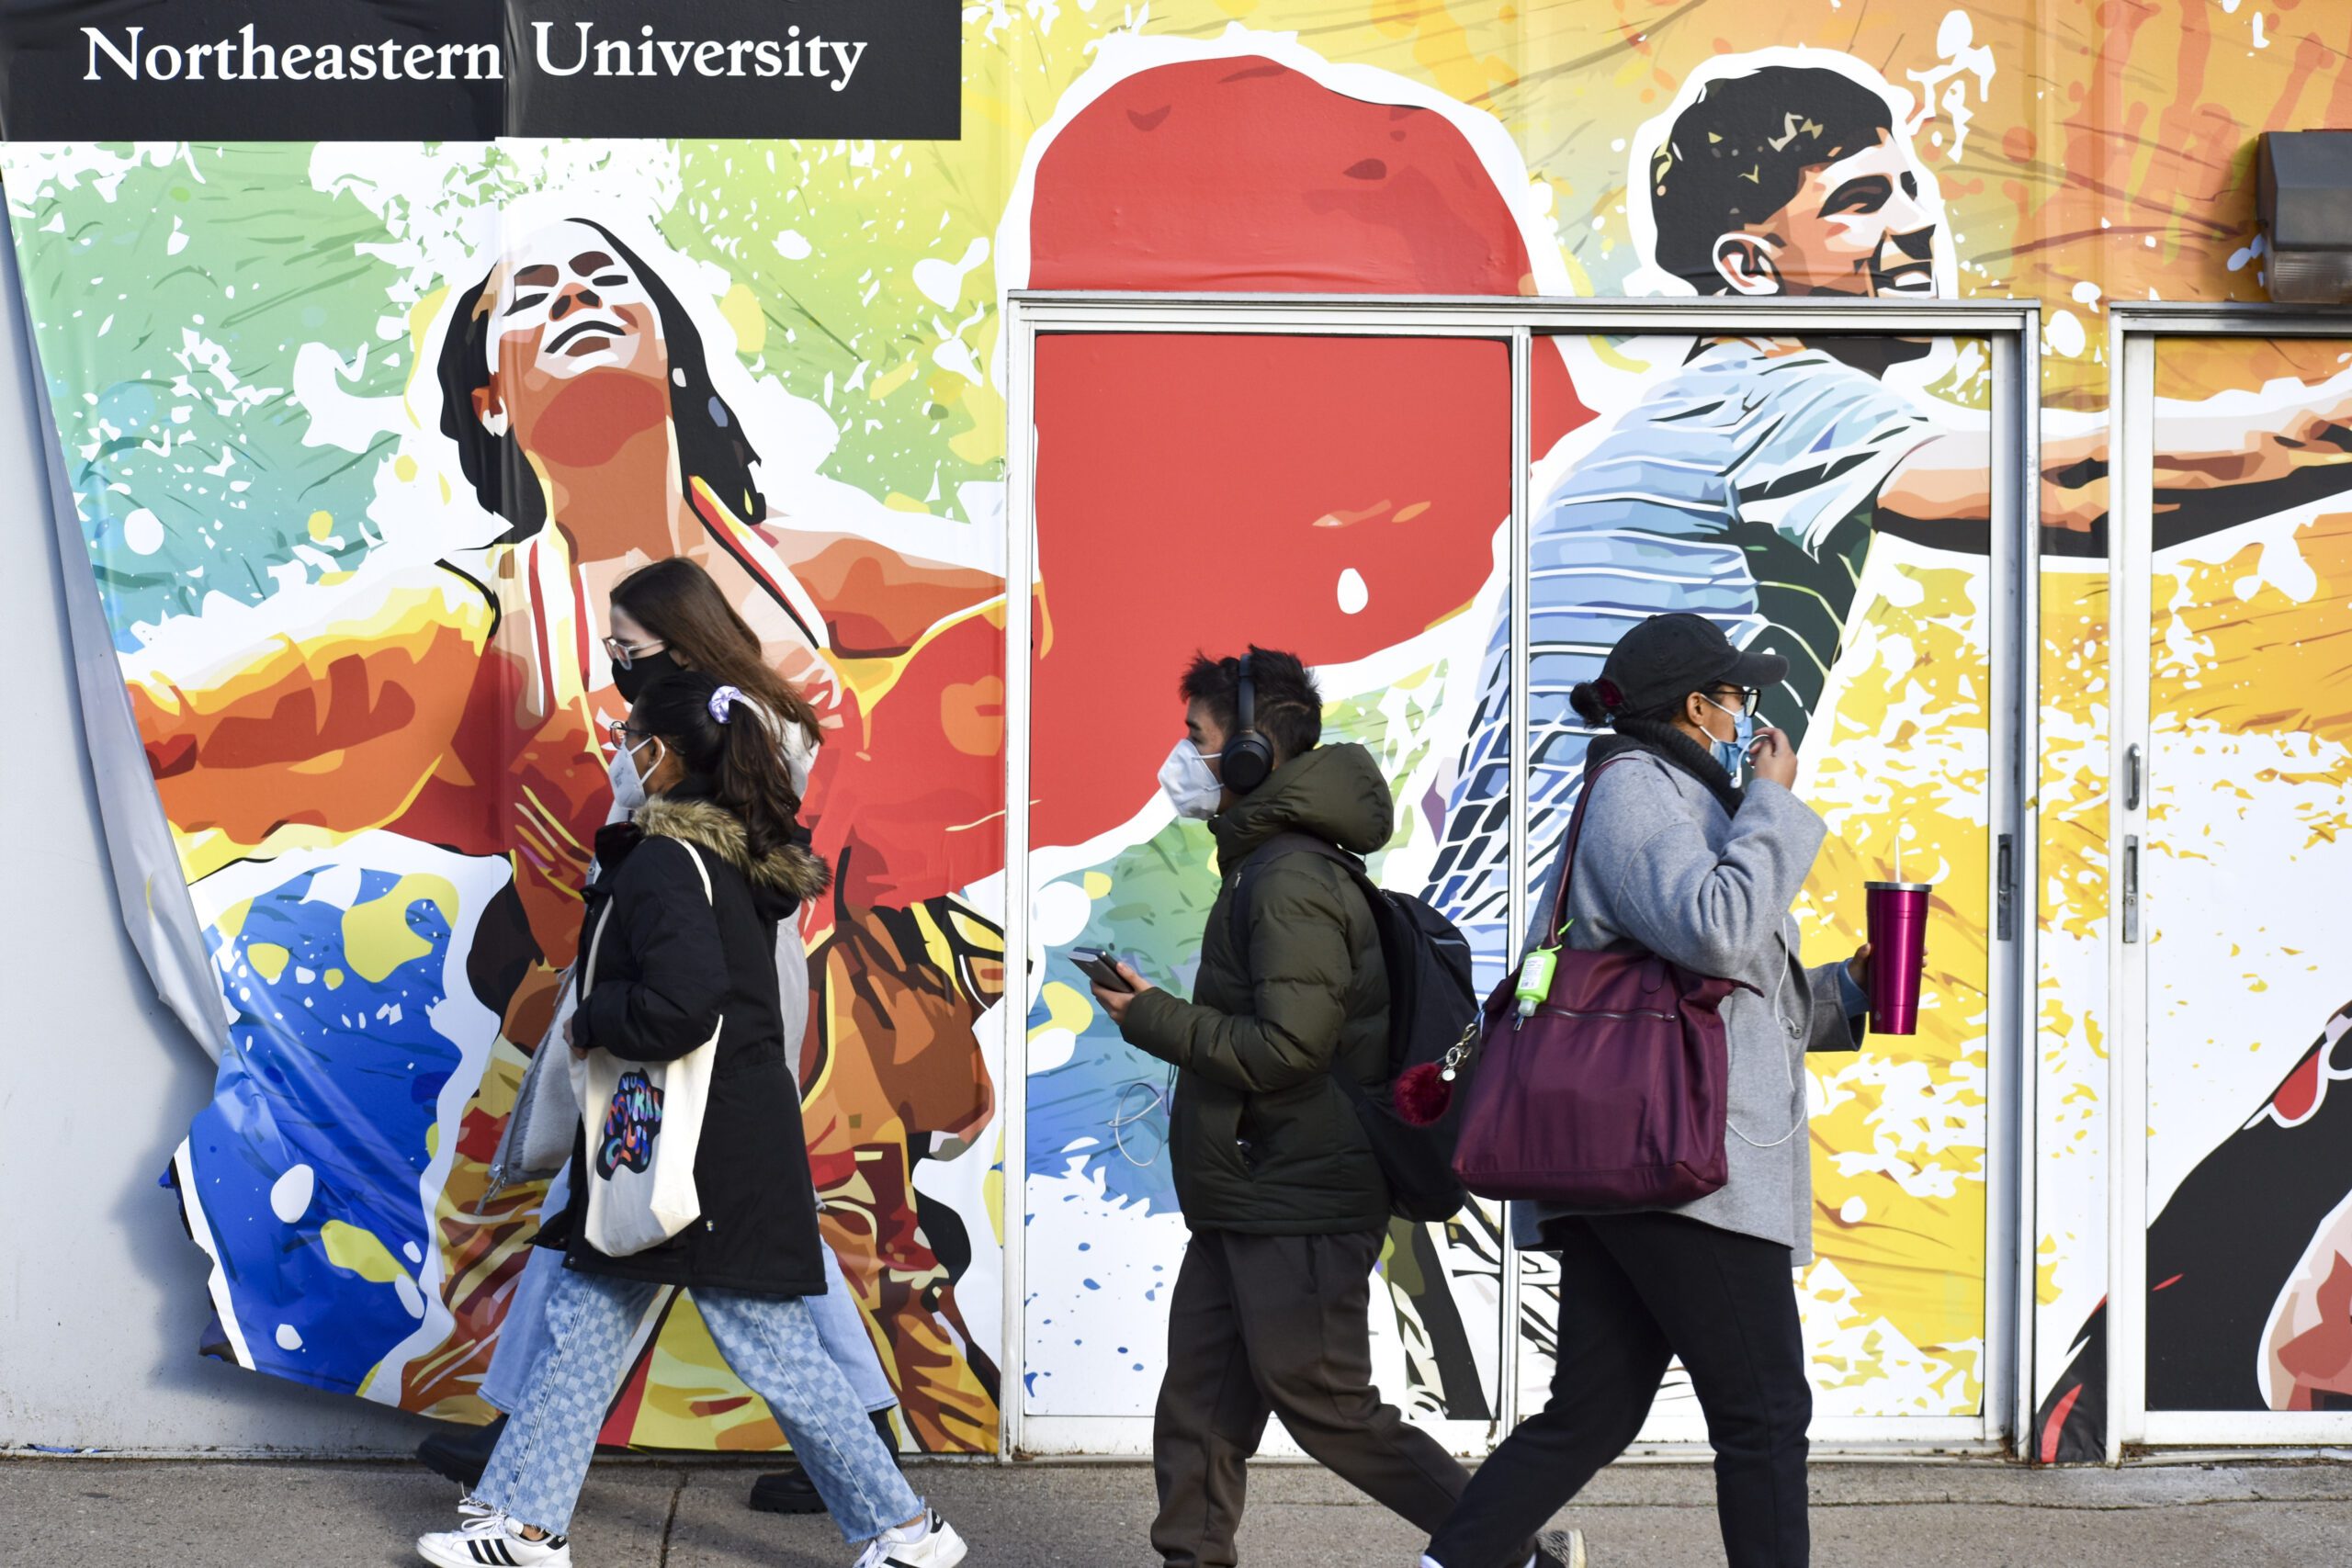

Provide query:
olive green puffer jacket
left=1119, top=742, right=1394, bottom=1234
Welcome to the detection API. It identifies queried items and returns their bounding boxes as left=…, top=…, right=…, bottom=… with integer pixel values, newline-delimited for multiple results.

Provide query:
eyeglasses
left=606, top=719, right=642, bottom=751
left=1712, top=685, right=1764, bottom=717
left=602, top=635, right=662, bottom=670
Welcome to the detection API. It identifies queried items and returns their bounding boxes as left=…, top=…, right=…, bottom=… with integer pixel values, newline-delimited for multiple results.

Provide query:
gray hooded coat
left=1521, top=739, right=1862, bottom=1261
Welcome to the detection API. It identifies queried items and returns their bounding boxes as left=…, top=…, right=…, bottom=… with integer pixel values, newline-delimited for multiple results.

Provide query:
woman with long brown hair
left=416, top=667, right=965, bottom=1568
left=426, top=558, right=902, bottom=1519
left=605, top=558, right=825, bottom=769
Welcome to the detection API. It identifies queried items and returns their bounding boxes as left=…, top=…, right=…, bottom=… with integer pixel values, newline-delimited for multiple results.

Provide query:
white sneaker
left=417, top=1506, right=572, bottom=1568
left=854, top=1508, right=968, bottom=1568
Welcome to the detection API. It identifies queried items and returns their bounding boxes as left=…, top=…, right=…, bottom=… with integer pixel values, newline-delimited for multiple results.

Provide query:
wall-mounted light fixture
left=2258, top=131, right=2352, bottom=306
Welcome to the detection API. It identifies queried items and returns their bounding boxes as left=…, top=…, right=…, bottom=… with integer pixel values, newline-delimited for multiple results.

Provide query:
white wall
left=0, top=218, right=427, bottom=1456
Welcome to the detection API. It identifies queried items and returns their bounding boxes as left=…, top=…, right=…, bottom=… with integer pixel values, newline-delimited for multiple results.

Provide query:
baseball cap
left=1588, top=613, right=1789, bottom=718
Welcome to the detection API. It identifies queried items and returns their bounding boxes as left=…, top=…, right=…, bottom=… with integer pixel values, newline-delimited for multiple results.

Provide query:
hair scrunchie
left=708, top=684, right=743, bottom=725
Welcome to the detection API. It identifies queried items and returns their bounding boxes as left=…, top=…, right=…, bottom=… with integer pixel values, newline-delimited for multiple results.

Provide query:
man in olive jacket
left=1091, top=648, right=1478, bottom=1568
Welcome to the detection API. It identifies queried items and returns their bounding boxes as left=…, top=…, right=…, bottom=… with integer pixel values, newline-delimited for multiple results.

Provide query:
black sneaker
left=749, top=1462, right=827, bottom=1516
left=416, top=1415, right=506, bottom=1491
left=748, top=1410, right=903, bottom=1515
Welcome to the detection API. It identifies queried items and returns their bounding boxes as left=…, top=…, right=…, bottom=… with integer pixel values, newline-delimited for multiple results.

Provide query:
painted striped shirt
left=1426, top=341, right=1937, bottom=985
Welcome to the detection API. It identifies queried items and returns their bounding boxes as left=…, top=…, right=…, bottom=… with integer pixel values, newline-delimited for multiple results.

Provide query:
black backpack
left=1230, top=833, right=1477, bottom=1222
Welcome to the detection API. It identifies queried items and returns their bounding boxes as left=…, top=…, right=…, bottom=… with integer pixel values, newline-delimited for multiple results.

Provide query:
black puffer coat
left=560, top=785, right=831, bottom=1295
left=1118, top=743, right=1395, bottom=1235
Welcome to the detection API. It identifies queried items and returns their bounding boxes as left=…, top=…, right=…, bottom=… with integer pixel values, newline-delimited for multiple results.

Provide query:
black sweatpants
left=1151, top=1227, right=1474, bottom=1568
left=1427, top=1212, right=1812, bottom=1568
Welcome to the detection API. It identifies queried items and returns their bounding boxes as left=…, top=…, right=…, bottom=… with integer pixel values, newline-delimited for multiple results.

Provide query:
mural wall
left=8, top=0, right=2352, bottom=1453
left=6, top=151, right=1014, bottom=1449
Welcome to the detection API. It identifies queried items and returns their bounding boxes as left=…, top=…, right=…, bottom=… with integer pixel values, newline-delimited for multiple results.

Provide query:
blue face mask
left=1699, top=694, right=1755, bottom=783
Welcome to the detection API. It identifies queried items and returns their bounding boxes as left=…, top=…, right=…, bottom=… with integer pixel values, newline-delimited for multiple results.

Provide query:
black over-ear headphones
left=1223, top=651, right=1275, bottom=795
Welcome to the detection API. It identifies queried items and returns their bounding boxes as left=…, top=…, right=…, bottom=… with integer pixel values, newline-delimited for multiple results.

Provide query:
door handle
left=1996, top=833, right=2014, bottom=942
left=2124, top=743, right=2143, bottom=812
left=2121, top=834, right=2140, bottom=943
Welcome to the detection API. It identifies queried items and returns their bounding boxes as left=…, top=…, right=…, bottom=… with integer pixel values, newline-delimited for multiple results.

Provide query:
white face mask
left=1697, top=693, right=1757, bottom=784
left=608, top=734, right=665, bottom=812
left=1158, top=739, right=1225, bottom=820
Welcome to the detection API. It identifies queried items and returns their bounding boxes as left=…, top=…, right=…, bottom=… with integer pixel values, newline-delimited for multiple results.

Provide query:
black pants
left=1427, top=1212, right=1812, bottom=1568
left=1152, top=1228, right=1474, bottom=1568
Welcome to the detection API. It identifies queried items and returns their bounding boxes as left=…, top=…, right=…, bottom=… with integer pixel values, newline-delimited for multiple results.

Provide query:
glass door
left=2109, top=317, right=2352, bottom=1450
left=1013, top=326, right=1515, bottom=1456
left=1510, top=328, right=2016, bottom=1445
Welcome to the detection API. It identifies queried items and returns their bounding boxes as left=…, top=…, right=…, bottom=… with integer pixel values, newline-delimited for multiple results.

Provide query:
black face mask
left=610, top=649, right=683, bottom=703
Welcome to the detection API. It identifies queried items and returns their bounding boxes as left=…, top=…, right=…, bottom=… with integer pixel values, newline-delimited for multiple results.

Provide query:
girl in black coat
left=413, top=671, right=967, bottom=1568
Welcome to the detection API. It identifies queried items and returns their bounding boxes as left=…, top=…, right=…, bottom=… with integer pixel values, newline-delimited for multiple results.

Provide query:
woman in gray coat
left=1424, top=613, right=1869, bottom=1568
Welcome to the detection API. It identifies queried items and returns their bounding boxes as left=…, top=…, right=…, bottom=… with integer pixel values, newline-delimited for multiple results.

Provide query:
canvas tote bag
left=567, top=840, right=722, bottom=1257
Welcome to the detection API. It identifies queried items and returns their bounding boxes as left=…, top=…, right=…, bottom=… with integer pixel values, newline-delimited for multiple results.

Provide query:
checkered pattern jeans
left=480, top=1202, right=898, bottom=1418
left=475, top=1268, right=922, bottom=1540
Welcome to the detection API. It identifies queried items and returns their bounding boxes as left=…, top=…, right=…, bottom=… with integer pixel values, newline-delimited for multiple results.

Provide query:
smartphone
left=1070, top=946, right=1133, bottom=992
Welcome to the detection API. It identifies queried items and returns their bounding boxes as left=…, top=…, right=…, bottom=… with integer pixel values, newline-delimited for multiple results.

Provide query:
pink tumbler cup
left=1864, top=881, right=1931, bottom=1035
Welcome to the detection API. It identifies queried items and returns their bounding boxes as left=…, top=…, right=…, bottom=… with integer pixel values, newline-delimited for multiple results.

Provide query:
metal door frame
left=2105, top=302, right=2352, bottom=1456
left=1002, top=293, right=2042, bottom=1459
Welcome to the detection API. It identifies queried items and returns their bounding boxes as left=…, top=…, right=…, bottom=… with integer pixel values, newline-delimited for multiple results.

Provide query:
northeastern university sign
left=0, top=0, right=959, bottom=138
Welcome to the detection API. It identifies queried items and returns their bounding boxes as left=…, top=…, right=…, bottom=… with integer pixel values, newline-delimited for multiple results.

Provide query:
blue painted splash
left=1023, top=982, right=1181, bottom=1215
left=179, top=866, right=466, bottom=1396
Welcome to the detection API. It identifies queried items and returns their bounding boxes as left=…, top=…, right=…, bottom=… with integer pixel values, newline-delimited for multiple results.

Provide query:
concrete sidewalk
left=6, top=1455, right=2348, bottom=1566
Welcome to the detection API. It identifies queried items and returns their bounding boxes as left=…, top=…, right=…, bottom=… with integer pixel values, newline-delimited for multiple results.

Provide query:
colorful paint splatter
left=11, top=0, right=2352, bottom=1455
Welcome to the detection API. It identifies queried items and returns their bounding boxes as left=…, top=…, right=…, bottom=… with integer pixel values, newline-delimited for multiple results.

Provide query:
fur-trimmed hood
left=632, top=795, right=831, bottom=904
left=565, top=788, right=830, bottom=1297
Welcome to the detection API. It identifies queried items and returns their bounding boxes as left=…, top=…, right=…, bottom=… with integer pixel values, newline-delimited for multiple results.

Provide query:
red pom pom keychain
left=1395, top=942, right=1566, bottom=1128
left=1394, top=1061, right=1453, bottom=1127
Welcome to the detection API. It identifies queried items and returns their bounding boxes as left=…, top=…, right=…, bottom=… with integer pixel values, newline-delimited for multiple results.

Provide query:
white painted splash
left=912, top=237, right=989, bottom=310
left=1905, top=10, right=1996, bottom=164
left=269, top=1163, right=315, bottom=1224
left=2044, top=309, right=2087, bottom=359
left=1032, top=879, right=1092, bottom=948
left=123, top=507, right=164, bottom=556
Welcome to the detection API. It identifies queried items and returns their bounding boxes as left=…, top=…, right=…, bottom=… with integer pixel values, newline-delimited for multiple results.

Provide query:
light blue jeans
left=477, top=1268, right=922, bottom=1540
left=482, top=1167, right=896, bottom=1418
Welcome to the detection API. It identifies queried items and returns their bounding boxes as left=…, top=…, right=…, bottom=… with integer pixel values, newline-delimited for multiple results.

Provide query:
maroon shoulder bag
left=1449, top=755, right=1743, bottom=1209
